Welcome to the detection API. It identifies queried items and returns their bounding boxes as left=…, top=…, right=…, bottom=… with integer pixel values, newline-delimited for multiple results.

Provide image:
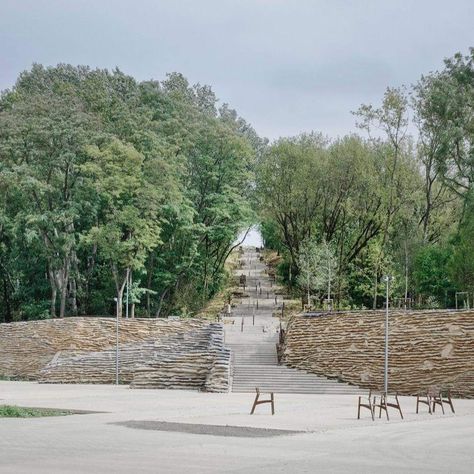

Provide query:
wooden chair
left=432, top=389, right=455, bottom=414
left=442, top=390, right=455, bottom=414
left=416, top=388, right=455, bottom=415
left=250, top=388, right=275, bottom=415
left=416, top=391, right=433, bottom=414
left=373, top=391, right=403, bottom=421
left=432, top=395, right=444, bottom=413
left=357, top=390, right=375, bottom=421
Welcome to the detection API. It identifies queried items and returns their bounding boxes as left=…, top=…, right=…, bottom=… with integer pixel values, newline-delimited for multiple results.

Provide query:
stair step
left=232, top=389, right=362, bottom=394
left=232, top=374, right=346, bottom=380
left=227, top=248, right=362, bottom=395
left=232, top=385, right=354, bottom=390
left=232, top=356, right=278, bottom=359
left=232, top=379, right=350, bottom=384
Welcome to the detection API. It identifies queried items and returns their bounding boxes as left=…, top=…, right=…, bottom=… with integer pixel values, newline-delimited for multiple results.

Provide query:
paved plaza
left=1, top=381, right=473, bottom=473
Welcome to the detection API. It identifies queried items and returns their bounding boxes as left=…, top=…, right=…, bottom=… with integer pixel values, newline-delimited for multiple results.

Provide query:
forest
left=0, top=65, right=263, bottom=321
left=258, top=49, right=474, bottom=310
left=0, top=48, right=473, bottom=321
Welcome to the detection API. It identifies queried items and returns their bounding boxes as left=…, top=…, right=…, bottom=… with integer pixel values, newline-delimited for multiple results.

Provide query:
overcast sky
left=1, top=0, right=473, bottom=140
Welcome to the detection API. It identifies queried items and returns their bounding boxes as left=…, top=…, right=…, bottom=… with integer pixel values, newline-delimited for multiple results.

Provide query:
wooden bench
left=250, top=388, right=275, bottom=415
left=372, top=391, right=403, bottom=421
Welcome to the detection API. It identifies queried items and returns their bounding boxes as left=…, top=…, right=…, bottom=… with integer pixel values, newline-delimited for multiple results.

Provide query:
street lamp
left=125, top=274, right=129, bottom=319
left=114, top=297, right=119, bottom=385
left=382, top=275, right=393, bottom=394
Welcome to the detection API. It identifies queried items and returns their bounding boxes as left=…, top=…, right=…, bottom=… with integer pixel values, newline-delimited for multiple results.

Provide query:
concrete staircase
left=231, top=365, right=362, bottom=394
left=226, top=332, right=362, bottom=394
left=224, top=247, right=363, bottom=395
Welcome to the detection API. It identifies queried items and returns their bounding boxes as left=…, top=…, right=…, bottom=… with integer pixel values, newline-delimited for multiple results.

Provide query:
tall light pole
left=307, top=270, right=310, bottom=310
left=114, top=297, right=119, bottom=385
left=327, top=255, right=331, bottom=302
left=125, top=272, right=129, bottom=319
left=383, top=275, right=393, bottom=394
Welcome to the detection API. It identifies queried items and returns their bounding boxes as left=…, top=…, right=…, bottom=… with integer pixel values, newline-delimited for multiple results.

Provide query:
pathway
left=224, top=247, right=362, bottom=394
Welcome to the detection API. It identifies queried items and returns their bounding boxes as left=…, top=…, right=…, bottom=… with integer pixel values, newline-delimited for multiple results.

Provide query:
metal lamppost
left=114, top=297, right=119, bottom=385
left=327, top=254, right=331, bottom=308
left=383, top=275, right=393, bottom=394
left=125, top=274, right=129, bottom=319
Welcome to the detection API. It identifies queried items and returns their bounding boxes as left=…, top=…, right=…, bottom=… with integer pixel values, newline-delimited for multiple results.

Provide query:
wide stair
left=225, top=247, right=363, bottom=395
left=226, top=329, right=362, bottom=394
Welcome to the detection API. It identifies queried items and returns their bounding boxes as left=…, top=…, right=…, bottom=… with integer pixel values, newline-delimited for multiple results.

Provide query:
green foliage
left=257, top=132, right=415, bottom=306
left=297, top=238, right=337, bottom=302
left=260, top=220, right=284, bottom=253
left=1, top=50, right=471, bottom=316
left=414, top=50, right=474, bottom=198
left=0, top=405, right=72, bottom=417
left=413, top=244, right=454, bottom=305
left=21, top=302, right=51, bottom=321
left=258, top=50, right=473, bottom=309
left=449, top=196, right=474, bottom=293
left=0, top=64, right=257, bottom=320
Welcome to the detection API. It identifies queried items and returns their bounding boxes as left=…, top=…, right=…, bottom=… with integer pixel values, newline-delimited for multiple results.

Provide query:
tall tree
left=81, top=140, right=162, bottom=318
left=354, top=88, right=412, bottom=307
left=0, top=91, right=96, bottom=317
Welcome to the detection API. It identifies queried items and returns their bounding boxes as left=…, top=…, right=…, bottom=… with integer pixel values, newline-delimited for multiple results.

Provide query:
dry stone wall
left=282, top=310, right=474, bottom=398
left=130, top=328, right=230, bottom=392
left=0, top=318, right=230, bottom=392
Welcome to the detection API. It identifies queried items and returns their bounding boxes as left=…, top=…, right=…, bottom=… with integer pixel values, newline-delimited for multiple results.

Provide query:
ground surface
left=1, top=381, right=473, bottom=473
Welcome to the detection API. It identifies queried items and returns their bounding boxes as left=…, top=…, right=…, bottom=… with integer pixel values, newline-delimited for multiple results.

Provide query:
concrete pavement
left=1, top=381, right=473, bottom=473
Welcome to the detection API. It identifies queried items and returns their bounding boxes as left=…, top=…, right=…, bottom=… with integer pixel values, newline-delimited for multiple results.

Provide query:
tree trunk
left=116, top=287, right=123, bottom=318
left=372, top=271, right=378, bottom=309
left=70, top=251, right=80, bottom=315
left=129, top=271, right=135, bottom=318
left=57, top=259, right=70, bottom=318
left=59, top=283, right=67, bottom=318
left=146, top=253, right=154, bottom=317
left=112, top=265, right=129, bottom=318
left=146, top=291, right=151, bottom=317
left=50, top=283, right=57, bottom=318
left=155, top=288, right=169, bottom=318
left=70, top=278, right=78, bottom=316
left=203, top=236, right=209, bottom=300
left=85, top=244, right=97, bottom=314
left=2, top=276, right=12, bottom=323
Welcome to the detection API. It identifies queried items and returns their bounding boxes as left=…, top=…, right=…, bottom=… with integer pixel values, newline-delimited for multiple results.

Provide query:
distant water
left=236, top=226, right=263, bottom=247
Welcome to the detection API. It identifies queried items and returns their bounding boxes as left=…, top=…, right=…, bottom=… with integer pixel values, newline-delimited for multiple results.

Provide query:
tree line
left=0, top=64, right=263, bottom=321
left=1, top=49, right=472, bottom=320
left=257, top=49, right=474, bottom=309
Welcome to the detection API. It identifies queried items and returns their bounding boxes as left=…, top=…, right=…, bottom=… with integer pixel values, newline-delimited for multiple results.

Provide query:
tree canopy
left=0, top=65, right=258, bottom=321
left=1, top=49, right=473, bottom=319
left=258, top=49, right=474, bottom=310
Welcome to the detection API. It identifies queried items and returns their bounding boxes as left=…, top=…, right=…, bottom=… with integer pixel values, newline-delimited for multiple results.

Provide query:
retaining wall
left=282, top=310, right=474, bottom=397
left=0, top=317, right=230, bottom=392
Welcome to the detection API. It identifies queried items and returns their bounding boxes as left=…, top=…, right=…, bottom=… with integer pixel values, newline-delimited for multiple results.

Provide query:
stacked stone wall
left=282, top=310, right=474, bottom=397
left=0, top=318, right=230, bottom=392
